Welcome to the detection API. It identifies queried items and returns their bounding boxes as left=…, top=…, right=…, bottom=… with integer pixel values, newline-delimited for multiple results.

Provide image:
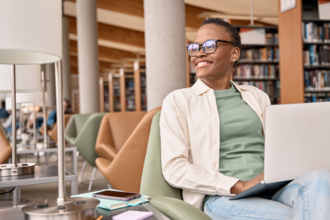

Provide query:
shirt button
left=214, top=118, right=217, bottom=121
left=261, top=114, right=263, bottom=118
left=214, top=140, right=217, bottom=144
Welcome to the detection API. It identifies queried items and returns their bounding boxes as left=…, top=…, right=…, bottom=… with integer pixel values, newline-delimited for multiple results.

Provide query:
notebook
left=71, top=190, right=150, bottom=210
left=112, top=211, right=153, bottom=220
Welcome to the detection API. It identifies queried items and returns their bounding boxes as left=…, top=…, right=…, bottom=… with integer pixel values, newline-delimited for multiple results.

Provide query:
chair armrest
left=64, top=116, right=77, bottom=144
left=95, top=143, right=117, bottom=161
left=149, top=195, right=211, bottom=220
left=0, top=146, right=12, bottom=164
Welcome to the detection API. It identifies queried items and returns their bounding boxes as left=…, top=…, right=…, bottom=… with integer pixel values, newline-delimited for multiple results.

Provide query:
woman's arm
left=160, top=95, right=239, bottom=196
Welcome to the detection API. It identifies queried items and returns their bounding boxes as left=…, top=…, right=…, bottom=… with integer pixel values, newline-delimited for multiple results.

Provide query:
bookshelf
left=133, top=60, right=147, bottom=111
left=71, top=89, right=79, bottom=113
left=187, top=26, right=281, bottom=104
left=234, top=26, right=280, bottom=104
left=279, top=0, right=330, bottom=103
left=100, top=61, right=147, bottom=113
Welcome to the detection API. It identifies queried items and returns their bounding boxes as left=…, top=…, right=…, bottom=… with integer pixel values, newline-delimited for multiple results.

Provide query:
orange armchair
left=95, top=108, right=160, bottom=193
left=0, top=124, right=11, bottom=164
left=95, top=112, right=146, bottom=163
left=47, top=114, right=73, bottom=142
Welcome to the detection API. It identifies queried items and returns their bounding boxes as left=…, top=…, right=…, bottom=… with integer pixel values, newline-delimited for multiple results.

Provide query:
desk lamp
left=16, top=92, right=43, bottom=146
left=0, top=65, right=42, bottom=176
left=0, top=49, right=99, bottom=220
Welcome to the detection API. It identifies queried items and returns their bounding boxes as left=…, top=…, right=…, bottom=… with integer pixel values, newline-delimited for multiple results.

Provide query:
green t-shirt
left=205, top=83, right=264, bottom=202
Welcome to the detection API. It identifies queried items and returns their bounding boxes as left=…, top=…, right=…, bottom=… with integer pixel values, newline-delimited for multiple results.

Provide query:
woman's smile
left=195, top=59, right=213, bottom=68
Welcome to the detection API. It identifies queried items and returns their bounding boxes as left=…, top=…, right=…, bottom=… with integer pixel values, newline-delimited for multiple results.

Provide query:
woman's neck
left=201, top=75, right=232, bottom=90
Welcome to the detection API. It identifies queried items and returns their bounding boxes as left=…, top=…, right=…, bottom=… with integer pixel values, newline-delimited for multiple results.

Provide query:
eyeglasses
left=186, top=39, right=234, bottom=57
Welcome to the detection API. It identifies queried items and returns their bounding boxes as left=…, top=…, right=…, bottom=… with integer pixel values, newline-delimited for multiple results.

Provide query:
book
left=112, top=211, right=153, bottom=220
left=71, top=190, right=150, bottom=211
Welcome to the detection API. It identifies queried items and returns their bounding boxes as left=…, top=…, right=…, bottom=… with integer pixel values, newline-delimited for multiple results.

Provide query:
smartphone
left=92, top=190, right=141, bottom=201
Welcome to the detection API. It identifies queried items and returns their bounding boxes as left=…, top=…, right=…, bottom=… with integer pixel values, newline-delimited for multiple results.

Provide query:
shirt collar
left=192, top=78, right=246, bottom=95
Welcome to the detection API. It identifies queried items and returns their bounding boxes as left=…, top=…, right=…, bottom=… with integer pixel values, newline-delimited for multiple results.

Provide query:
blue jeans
left=204, top=169, right=330, bottom=220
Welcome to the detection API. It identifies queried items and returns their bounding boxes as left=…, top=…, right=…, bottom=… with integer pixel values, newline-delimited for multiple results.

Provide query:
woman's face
left=191, top=24, right=237, bottom=80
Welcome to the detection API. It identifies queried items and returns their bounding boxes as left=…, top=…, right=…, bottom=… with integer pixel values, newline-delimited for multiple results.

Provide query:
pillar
left=76, top=0, right=100, bottom=113
left=62, top=16, right=72, bottom=102
left=45, top=63, right=56, bottom=107
left=144, top=0, right=186, bottom=110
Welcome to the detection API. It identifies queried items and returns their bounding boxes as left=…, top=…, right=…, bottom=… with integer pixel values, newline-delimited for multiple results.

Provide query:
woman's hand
left=230, top=172, right=264, bottom=194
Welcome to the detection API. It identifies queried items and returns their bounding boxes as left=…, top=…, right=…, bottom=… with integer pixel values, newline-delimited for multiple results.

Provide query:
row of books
left=233, top=64, right=279, bottom=79
left=303, top=45, right=330, bottom=66
left=234, top=81, right=280, bottom=98
left=305, top=96, right=330, bottom=103
left=266, top=33, right=279, bottom=45
left=126, top=100, right=135, bottom=111
left=302, top=22, right=330, bottom=43
left=240, top=47, right=279, bottom=61
left=304, top=70, right=330, bottom=91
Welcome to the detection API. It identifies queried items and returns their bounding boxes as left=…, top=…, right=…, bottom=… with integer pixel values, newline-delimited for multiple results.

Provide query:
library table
left=14, top=144, right=77, bottom=174
left=0, top=165, right=77, bottom=207
left=0, top=203, right=170, bottom=219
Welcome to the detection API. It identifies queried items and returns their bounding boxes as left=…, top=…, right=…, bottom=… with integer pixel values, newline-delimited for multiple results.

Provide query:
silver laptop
left=230, top=102, right=330, bottom=200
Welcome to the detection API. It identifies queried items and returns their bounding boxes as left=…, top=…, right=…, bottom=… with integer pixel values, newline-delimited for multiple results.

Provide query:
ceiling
left=64, top=0, right=278, bottom=76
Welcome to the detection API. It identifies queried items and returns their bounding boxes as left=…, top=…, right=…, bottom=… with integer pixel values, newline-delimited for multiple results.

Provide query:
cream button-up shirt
left=160, top=79, right=271, bottom=210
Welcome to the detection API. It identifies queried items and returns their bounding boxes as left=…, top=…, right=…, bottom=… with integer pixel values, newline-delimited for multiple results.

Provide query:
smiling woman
left=160, top=17, right=330, bottom=220
left=188, top=19, right=241, bottom=90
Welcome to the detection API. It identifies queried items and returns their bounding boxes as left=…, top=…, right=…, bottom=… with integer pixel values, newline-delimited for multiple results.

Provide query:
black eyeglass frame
left=186, top=39, right=234, bottom=57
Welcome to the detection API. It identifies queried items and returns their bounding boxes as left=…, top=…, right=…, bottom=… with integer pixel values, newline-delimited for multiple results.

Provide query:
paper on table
left=112, top=210, right=153, bottom=220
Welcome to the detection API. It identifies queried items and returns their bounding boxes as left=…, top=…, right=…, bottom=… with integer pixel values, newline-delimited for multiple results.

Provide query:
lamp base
left=0, top=163, right=35, bottom=176
left=22, top=197, right=100, bottom=220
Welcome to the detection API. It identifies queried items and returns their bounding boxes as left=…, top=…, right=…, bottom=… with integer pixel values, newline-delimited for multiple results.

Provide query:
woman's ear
left=231, top=47, right=240, bottom=62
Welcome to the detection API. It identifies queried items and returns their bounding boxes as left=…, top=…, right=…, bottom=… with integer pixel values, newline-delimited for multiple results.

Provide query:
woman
left=160, top=18, right=330, bottom=220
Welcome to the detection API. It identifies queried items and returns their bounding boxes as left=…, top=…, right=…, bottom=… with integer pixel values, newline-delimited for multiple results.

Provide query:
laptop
left=230, top=102, right=330, bottom=200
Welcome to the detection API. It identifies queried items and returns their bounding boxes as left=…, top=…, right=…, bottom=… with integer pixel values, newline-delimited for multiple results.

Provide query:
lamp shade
left=5, top=97, right=20, bottom=111
left=0, top=64, right=42, bottom=93
left=0, top=0, right=62, bottom=93
left=16, top=92, right=43, bottom=106
left=0, top=0, right=62, bottom=57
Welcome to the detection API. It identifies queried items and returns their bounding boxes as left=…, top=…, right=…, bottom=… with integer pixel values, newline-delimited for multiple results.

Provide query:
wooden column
left=99, top=77, right=104, bottom=112
left=134, top=60, right=142, bottom=111
left=119, top=68, right=126, bottom=112
left=108, top=73, right=114, bottom=112
left=278, top=0, right=304, bottom=104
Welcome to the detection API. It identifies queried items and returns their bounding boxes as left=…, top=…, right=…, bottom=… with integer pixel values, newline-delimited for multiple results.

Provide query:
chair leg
left=79, top=160, right=87, bottom=183
left=88, top=167, right=97, bottom=191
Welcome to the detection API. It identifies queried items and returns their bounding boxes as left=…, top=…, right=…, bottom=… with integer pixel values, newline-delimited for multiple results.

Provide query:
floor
left=0, top=152, right=110, bottom=207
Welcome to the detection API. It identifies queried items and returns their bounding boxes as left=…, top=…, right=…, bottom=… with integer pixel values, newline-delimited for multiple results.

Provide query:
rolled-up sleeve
left=160, top=94, right=239, bottom=196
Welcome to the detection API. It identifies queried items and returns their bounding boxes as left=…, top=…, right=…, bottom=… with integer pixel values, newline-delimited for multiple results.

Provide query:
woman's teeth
left=197, top=62, right=211, bottom=67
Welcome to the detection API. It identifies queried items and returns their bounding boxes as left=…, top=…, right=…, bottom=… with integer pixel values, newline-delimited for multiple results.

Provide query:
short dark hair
left=201, top=18, right=241, bottom=66
left=64, top=98, right=71, bottom=109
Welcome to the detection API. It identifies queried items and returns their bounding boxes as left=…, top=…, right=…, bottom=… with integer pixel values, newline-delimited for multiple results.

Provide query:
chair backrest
left=48, top=114, right=73, bottom=142
left=96, top=112, right=146, bottom=153
left=74, top=113, right=107, bottom=166
left=74, top=113, right=93, bottom=135
left=0, top=127, right=11, bottom=164
left=140, top=110, right=183, bottom=200
left=0, top=122, right=7, bottom=138
left=102, top=107, right=161, bottom=193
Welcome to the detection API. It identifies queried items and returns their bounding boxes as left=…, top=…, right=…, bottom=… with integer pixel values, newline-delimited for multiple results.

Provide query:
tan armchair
left=96, top=108, right=160, bottom=193
left=0, top=124, right=11, bottom=163
left=47, top=114, right=73, bottom=142
left=95, top=112, right=146, bottom=162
